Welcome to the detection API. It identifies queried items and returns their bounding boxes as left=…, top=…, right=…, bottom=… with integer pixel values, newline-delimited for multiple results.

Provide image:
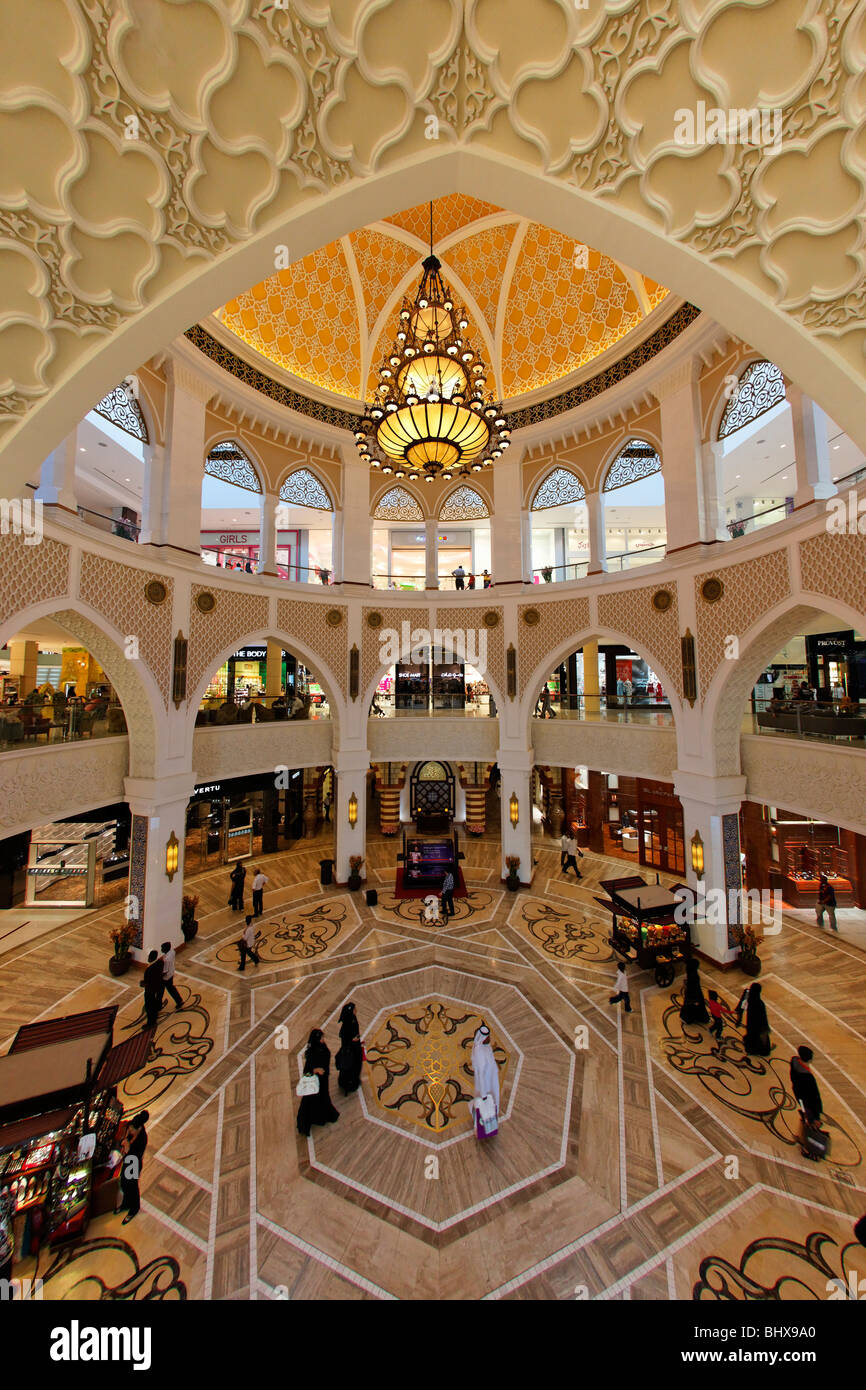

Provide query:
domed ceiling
left=215, top=195, right=669, bottom=407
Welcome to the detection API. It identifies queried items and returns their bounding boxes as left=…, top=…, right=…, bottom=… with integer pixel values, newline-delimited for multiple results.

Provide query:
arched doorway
left=410, top=760, right=455, bottom=822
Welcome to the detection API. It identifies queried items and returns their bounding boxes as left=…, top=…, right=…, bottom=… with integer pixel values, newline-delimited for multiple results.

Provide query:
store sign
left=194, top=783, right=222, bottom=797
left=816, top=637, right=848, bottom=650
left=234, top=647, right=267, bottom=661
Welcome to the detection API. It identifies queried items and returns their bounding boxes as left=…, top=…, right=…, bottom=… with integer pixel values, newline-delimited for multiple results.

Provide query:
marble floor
left=2, top=830, right=865, bottom=1302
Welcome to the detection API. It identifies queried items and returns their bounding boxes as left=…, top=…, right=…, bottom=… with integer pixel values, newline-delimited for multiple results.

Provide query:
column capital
left=495, top=746, right=535, bottom=774
left=332, top=748, right=372, bottom=776
left=650, top=358, right=699, bottom=404
left=166, top=354, right=214, bottom=405
left=124, top=772, right=197, bottom=814
left=672, top=769, right=746, bottom=811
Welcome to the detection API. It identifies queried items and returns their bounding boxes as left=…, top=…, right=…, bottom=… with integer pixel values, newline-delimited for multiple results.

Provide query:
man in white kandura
left=470, top=1024, right=500, bottom=1138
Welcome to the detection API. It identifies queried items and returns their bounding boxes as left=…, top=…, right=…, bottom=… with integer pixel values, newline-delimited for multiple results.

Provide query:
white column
left=425, top=517, right=439, bottom=589
left=259, top=492, right=279, bottom=575
left=788, top=387, right=837, bottom=507
left=585, top=490, right=607, bottom=573
left=36, top=431, right=78, bottom=513
left=341, top=455, right=372, bottom=588
left=124, top=773, right=196, bottom=961
left=652, top=361, right=706, bottom=551
left=139, top=441, right=164, bottom=545
left=673, top=770, right=747, bottom=965
left=700, top=440, right=728, bottom=541
left=333, top=749, right=369, bottom=883
left=497, top=747, right=534, bottom=884
left=145, top=358, right=211, bottom=555
left=492, top=454, right=526, bottom=588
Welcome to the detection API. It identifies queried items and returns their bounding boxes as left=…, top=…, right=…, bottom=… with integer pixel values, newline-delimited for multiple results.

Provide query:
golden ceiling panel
left=443, top=221, right=520, bottom=339
left=642, top=278, right=669, bottom=311
left=501, top=225, right=642, bottom=394
left=220, top=241, right=360, bottom=397
left=348, top=226, right=420, bottom=337
left=384, top=194, right=503, bottom=243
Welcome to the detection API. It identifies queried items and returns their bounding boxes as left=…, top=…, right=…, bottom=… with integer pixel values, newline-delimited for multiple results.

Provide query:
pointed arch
left=602, top=437, right=662, bottom=493
left=279, top=467, right=333, bottom=511
left=717, top=360, right=786, bottom=441
left=372, top=484, right=425, bottom=521
left=204, top=438, right=263, bottom=495
left=438, top=484, right=490, bottom=521
left=92, top=383, right=149, bottom=443
left=530, top=466, right=586, bottom=511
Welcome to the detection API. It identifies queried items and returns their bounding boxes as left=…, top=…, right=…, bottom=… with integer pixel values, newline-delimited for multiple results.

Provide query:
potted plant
left=181, top=893, right=199, bottom=942
left=505, top=855, right=521, bottom=891
left=108, top=920, right=136, bottom=976
left=347, top=855, right=364, bottom=891
left=733, top=922, right=762, bottom=976
left=541, top=565, right=553, bottom=583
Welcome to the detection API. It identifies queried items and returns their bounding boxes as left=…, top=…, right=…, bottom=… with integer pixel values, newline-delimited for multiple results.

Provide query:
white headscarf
left=470, top=1025, right=499, bottom=1108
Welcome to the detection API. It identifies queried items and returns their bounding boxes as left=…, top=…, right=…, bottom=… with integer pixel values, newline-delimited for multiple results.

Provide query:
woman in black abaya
left=743, top=982, right=772, bottom=1056
left=296, top=1028, right=340, bottom=1136
left=679, top=957, right=709, bottom=1026
left=336, top=1002, right=363, bottom=1096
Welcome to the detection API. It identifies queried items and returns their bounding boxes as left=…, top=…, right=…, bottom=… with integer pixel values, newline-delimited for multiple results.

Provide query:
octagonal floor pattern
left=2, top=834, right=865, bottom=1301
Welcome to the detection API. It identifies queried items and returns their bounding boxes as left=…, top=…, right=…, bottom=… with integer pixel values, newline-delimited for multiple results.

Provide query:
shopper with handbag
left=296, top=1028, right=340, bottom=1136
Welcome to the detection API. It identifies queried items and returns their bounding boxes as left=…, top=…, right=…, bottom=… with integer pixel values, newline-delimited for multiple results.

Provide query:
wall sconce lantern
left=690, top=829, right=704, bottom=876
left=165, top=829, right=179, bottom=881
left=348, top=792, right=358, bottom=828
left=509, top=792, right=519, bottom=827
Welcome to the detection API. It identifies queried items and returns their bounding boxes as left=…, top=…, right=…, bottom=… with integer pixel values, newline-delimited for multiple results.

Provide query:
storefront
left=741, top=802, right=866, bottom=908
left=24, top=818, right=129, bottom=909
left=0, top=1007, right=152, bottom=1266
left=184, top=769, right=329, bottom=871
left=806, top=630, right=866, bottom=702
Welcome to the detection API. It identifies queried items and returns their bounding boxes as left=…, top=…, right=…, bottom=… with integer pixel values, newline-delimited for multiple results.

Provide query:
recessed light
left=780, top=443, right=786, bottom=448
left=735, top=474, right=741, bottom=479
left=79, top=447, right=85, bottom=452
left=781, top=475, right=788, bottom=480
left=833, top=444, right=840, bottom=450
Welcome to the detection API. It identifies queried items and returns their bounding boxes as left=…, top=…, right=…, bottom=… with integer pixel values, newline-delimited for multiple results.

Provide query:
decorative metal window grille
left=531, top=468, right=586, bottom=511
left=418, top=761, right=447, bottom=781
left=603, top=438, right=661, bottom=492
left=718, top=361, right=785, bottom=440
left=373, top=486, right=424, bottom=521
left=439, top=486, right=489, bottom=521
left=279, top=468, right=332, bottom=510
left=204, top=440, right=262, bottom=494
left=93, top=385, right=149, bottom=442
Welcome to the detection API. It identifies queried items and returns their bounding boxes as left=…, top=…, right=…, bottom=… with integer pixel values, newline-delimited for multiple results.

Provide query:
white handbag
left=296, top=1073, right=320, bottom=1097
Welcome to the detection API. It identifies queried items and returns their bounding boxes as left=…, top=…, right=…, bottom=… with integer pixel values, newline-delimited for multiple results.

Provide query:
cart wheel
left=655, top=962, right=675, bottom=988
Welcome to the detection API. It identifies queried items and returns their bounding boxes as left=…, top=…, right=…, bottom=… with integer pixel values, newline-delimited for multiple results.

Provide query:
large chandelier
left=354, top=209, right=510, bottom=482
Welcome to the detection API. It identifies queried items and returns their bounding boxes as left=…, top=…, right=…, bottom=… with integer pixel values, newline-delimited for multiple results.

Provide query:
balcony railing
left=200, top=547, right=335, bottom=583
left=726, top=502, right=790, bottom=538
left=196, top=694, right=330, bottom=726
left=0, top=700, right=128, bottom=752
left=77, top=506, right=140, bottom=541
left=750, top=701, right=866, bottom=746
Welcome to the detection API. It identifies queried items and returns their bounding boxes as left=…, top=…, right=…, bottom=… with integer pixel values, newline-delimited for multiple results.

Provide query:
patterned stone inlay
left=365, top=999, right=507, bottom=1134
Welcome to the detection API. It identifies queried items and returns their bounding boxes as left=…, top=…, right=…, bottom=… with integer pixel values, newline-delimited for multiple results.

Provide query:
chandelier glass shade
left=355, top=250, right=510, bottom=482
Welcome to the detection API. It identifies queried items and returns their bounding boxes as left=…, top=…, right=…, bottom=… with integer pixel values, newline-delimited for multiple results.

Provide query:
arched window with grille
left=718, top=360, right=786, bottom=440
left=529, top=468, right=588, bottom=583
left=601, top=439, right=665, bottom=571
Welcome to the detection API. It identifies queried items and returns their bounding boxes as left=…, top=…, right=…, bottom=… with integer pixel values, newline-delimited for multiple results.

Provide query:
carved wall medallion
left=652, top=589, right=673, bottom=613
left=366, top=611, right=383, bottom=628
left=483, top=610, right=500, bottom=628
left=701, top=577, right=724, bottom=603
left=144, top=579, right=167, bottom=605
left=522, top=608, right=541, bottom=626
left=195, top=592, right=216, bottom=614
left=325, top=608, right=343, bottom=627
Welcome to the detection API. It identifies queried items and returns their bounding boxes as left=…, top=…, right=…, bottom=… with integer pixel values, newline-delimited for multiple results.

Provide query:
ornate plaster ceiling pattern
left=218, top=197, right=663, bottom=402
left=0, top=0, right=864, bottom=468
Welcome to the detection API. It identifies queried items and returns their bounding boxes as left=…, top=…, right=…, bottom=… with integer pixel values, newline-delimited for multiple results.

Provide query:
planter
left=181, top=920, right=198, bottom=943
left=506, top=877, right=520, bottom=892
left=109, top=952, right=132, bottom=977
left=347, top=875, right=361, bottom=892
left=739, top=952, right=762, bottom=977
